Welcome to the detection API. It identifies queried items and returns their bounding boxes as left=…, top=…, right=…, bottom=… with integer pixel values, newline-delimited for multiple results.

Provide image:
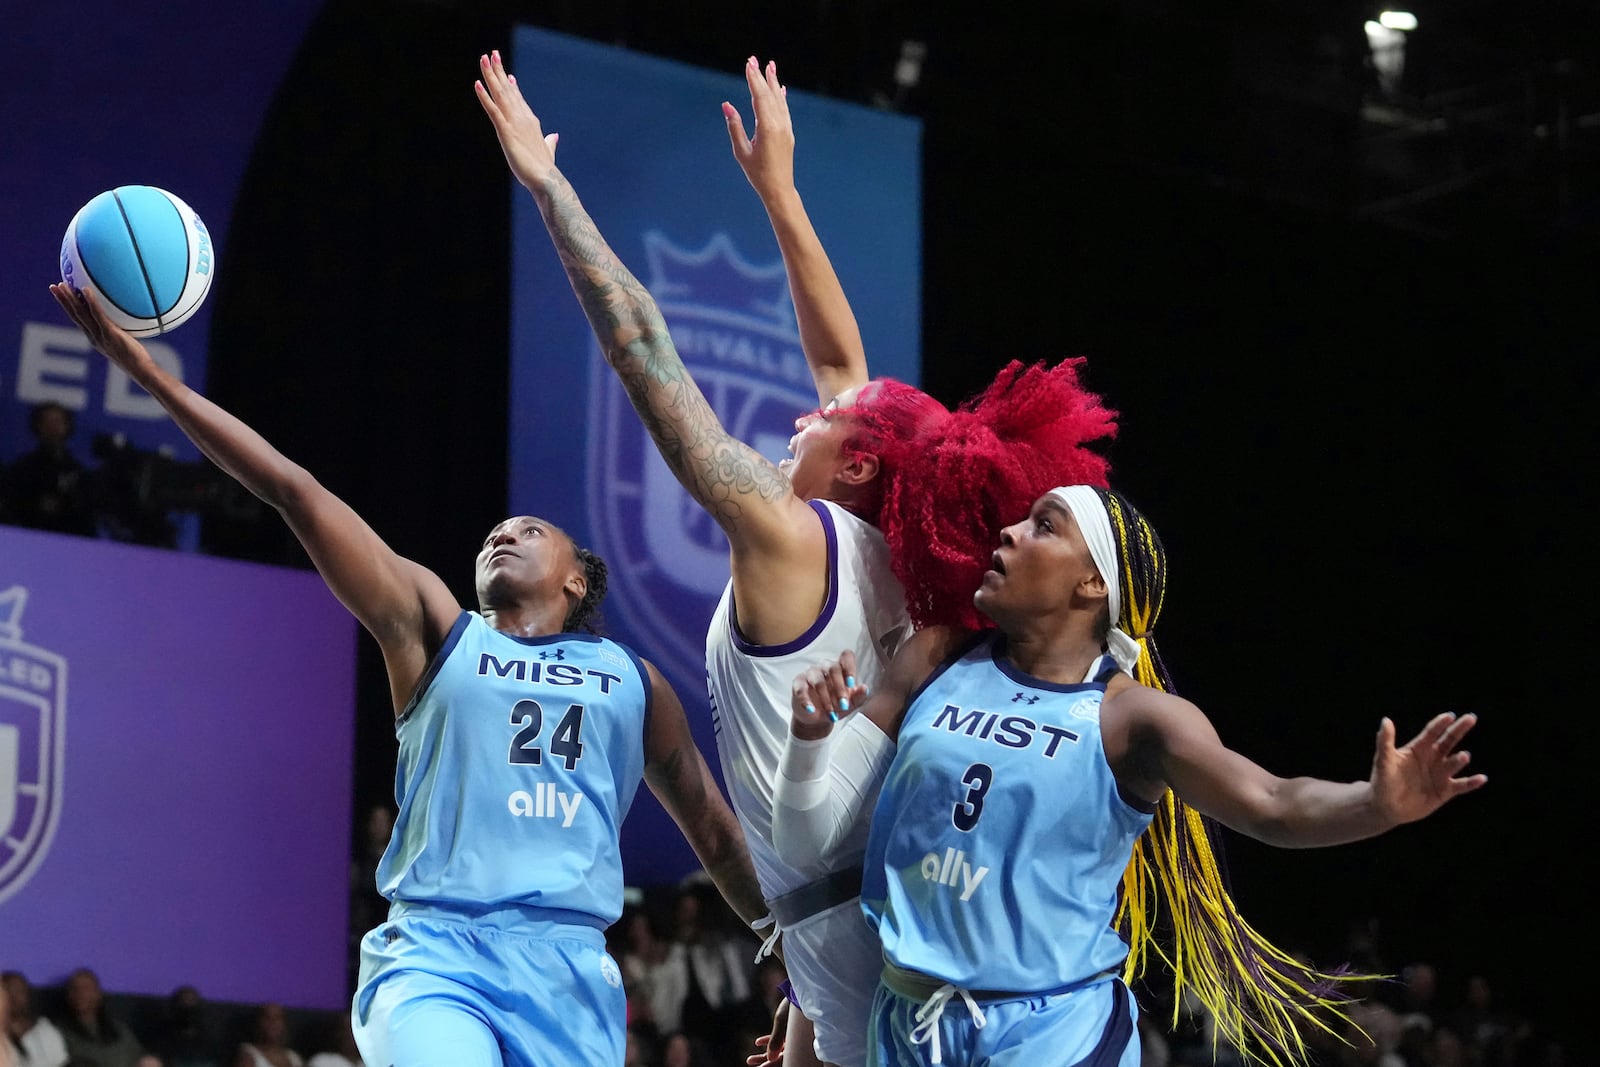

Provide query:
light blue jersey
left=863, top=634, right=1154, bottom=993
left=377, top=610, right=651, bottom=926
left=353, top=611, right=652, bottom=1067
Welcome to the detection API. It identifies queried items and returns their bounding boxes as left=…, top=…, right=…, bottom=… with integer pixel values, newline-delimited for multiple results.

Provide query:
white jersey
left=705, top=498, right=912, bottom=1066
left=706, top=498, right=912, bottom=897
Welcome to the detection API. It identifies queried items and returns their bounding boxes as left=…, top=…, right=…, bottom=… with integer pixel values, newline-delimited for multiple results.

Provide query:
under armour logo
left=539, top=649, right=566, bottom=661
left=1011, top=692, right=1040, bottom=705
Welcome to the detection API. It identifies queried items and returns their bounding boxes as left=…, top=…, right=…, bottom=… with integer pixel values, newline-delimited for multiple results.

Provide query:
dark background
left=199, top=0, right=1594, bottom=1046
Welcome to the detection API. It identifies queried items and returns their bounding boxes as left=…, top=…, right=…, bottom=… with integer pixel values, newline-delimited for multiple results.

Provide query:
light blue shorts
left=867, top=974, right=1138, bottom=1067
left=352, top=904, right=624, bottom=1067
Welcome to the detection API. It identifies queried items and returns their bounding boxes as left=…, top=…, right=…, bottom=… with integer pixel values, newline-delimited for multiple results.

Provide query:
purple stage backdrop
left=0, top=525, right=357, bottom=1008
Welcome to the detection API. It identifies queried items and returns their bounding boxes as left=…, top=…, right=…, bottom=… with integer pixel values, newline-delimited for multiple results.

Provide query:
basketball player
left=476, top=50, right=1119, bottom=1067
left=772, top=486, right=1488, bottom=1067
left=46, top=282, right=768, bottom=1067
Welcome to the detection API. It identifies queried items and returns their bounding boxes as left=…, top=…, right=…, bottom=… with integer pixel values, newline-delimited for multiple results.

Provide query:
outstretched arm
left=1109, top=683, right=1488, bottom=848
left=48, top=285, right=459, bottom=713
left=723, top=56, right=868, bottom=406
left=474, top=50, right=807, bottom=552
left=641, top=661, right=769, bottom=929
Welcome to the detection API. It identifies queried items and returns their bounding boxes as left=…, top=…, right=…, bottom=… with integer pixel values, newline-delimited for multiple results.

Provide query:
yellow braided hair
left=1097, top=489, right=1374, bottom=1066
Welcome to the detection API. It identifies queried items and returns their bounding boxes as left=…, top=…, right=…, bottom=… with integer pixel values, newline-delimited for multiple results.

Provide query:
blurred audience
left=659, top=1030, right=715, bottom=1067
left=0, top=402, right=96, bottom=537
left=345, top=803, right=394, bottom=994
left=2, top=971, right=68, bottom=1067
left=303, top=1014, right=361, bottom=1067
left=53, top=969, right=156, bottom=1067
left=616, top=904, right=674, bottom=1040
left=231, top=1002, right=303, bottom=1067
left=146, top=985, right=221, bottom=1067
left=1, top=979, right=15, bottom=1067
left=2, top=902, right=1571, bottom=1067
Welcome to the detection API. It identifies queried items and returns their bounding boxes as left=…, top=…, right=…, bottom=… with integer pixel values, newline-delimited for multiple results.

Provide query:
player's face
left=975, top=495, right=1101, bottom=625
left=780, top=384, right=865, bottom=501
left=475, top=516, right=578, bottom=604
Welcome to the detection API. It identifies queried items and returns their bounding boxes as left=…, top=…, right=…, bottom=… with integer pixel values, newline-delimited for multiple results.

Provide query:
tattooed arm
left=473, top=50, right=813, bottom=553
left=641, top=659, right=769, bottom=928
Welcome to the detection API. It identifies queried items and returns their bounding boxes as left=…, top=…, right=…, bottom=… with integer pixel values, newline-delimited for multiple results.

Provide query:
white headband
left=1046, top=486, right=1142, bottom=675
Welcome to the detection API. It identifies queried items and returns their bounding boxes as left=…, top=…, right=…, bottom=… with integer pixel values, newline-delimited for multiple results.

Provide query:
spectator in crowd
left=1, top=402, right=97, bottom=536
left=658, top=883, right=754, bottom=1064
left=1451, top=975, right=1524, bottom=1066
left=1423, top=1025, right=1468, bottom=1067
left=1, top=978, right=15, bottom=1067
left=1391, top=962, right=1440, bottom=1067
left=53, top=969, right=156, bottom=1067
left=616, top=905, right=674, bottom=1041
left=304, top=1014, right=361, bottom=1067
left=1, top=971, right=68, bottom=1067
left=1395, top=962, right=1440, bottom=1032
left=1346, top=974, right=1408, bottom=1067
left=146, top=985, right=221, bottom=1067
left=345, top=803, right=394, bottom=991
left=658, top=1031, right=714, bottom=1067
left=231, top=1002, right=303, bottom=1067
left=622, top=1024, right=656, bottom=1067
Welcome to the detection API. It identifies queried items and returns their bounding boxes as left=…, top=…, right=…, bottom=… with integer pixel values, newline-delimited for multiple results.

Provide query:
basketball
left=59, top=185, right=215, bottom=337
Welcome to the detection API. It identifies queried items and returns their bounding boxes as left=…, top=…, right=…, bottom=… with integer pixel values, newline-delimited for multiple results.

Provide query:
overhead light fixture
left=1364, top=19, right=1409, bottom=97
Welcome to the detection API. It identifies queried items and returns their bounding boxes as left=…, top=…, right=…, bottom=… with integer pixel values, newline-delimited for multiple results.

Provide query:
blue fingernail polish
left=805, top=704, right=815, bottom=715
left=840, top=698, right=850, bottom=712
left=828, top=711, right=838, bottom=722
left=846, top=676, right=856, bottom=688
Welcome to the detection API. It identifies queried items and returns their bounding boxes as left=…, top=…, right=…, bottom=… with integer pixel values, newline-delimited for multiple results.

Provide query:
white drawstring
left=908, top=983, right=986, bottom=1065
left=750, top=913, right=782, bottom=963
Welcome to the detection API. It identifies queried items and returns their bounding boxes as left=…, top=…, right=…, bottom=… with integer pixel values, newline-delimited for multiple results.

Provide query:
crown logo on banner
left=586, top=232, right=816, bottom=700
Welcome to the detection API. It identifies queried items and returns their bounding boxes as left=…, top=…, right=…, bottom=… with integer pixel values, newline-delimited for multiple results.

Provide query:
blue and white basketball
left=59, top=185, right=215, bottom=337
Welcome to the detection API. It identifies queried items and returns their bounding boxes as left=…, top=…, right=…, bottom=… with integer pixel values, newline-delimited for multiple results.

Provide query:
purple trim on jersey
left=902, top=629, right=990, bottom=711
left=617, top=641, right=656, bottom=737
left=1116, top=782, right=1160, bottom=816
left=990, top=635, right=1108, bottom=693
left=779, top=979, right=801, bottom=1008
left=1072, top=979, right=1135, bottom=1067
left=397, top=610, right=474, bottom=727
left=494, top=628, right=609, bottom=648
left=727, top=498, right=841, bottom=657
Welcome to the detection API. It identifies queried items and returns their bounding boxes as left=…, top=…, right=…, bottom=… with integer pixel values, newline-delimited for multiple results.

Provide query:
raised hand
left=722, top=56, right=795, bottom=202
left=48, top=284, right=153, bottom=379
left=1370, top=712, right=1488, bottom=825
left=790, top=648, right=868, bottom=741
left=474, top=49, right=559, bottom=191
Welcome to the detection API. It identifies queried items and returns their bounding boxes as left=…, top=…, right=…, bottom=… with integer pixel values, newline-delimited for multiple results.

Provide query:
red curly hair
left=847, top=359, right=1117, bottom=630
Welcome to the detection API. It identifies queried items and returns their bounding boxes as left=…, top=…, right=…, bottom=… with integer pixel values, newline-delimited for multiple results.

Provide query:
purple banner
left=0, top=525, right=357, bottom=1008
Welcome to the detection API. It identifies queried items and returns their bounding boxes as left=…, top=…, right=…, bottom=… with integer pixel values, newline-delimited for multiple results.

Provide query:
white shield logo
left=0, top=587, right=67, bottom=905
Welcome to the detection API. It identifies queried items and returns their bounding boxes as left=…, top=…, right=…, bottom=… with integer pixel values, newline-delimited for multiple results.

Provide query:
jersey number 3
left=508, top=699, right=587, bottom=770
left=952, top=762, right=993, bottom=831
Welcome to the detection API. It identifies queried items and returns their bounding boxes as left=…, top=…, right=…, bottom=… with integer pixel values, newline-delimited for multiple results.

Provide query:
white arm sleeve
left=771, top=714, right=895, bottom=868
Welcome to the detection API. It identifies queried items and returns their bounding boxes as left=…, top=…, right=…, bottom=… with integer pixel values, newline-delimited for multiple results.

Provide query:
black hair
left=564, top=543, right=608, bottom=634
left=28, top=401, right=74, bottom=439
